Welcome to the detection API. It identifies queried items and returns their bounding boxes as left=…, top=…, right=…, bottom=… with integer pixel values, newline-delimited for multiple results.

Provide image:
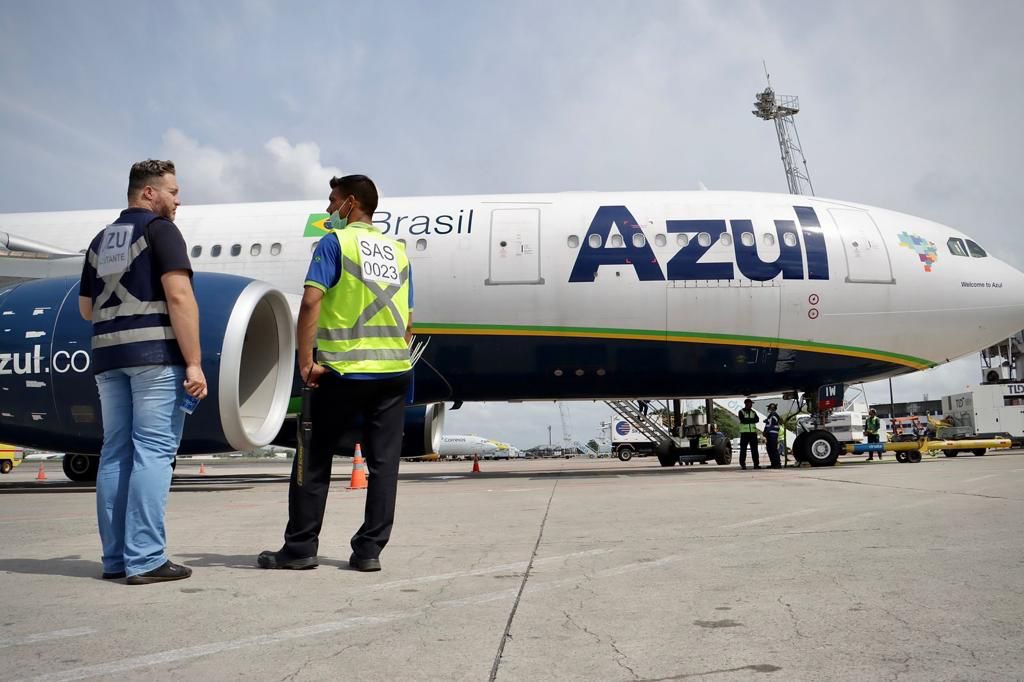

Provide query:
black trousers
left=765, top=432, right=781, bottom=468
left=739, top=432, right=760, bottom=467
left=282, top=371, right=410, bottom=560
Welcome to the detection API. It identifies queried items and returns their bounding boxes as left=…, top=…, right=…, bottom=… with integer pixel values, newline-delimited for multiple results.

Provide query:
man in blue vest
left=259, top=174, right=413, bottom=573
left=763, top=403, right=783, bottom=469
left=79, top=159, right=207, bottom=584
left=737, top=398, right=761, bottom=470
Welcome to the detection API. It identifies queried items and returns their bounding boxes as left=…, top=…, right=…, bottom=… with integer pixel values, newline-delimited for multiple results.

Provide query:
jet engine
left=0, top=273, right=295, bottom=478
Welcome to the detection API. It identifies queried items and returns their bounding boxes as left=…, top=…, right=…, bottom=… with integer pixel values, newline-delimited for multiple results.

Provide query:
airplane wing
left=0, top=231, right=83, bottom=287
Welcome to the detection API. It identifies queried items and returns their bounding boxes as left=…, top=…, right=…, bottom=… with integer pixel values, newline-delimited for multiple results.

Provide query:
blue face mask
left=329, top=200, right=352, bottom=230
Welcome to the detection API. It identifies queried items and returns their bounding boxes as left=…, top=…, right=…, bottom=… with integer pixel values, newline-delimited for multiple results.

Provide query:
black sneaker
left=349, top=554, right=381, bottom=572
left=126, top=560, right=192, bottom=585
left=257, top=550, right=318, bottom=570
left=101, top=571, right=126, bottom=580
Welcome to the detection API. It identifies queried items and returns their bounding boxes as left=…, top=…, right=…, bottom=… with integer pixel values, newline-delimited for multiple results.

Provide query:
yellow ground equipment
left=1, top=443, right=24, bottom=474
left=844, top=437, right=1011, bottom=463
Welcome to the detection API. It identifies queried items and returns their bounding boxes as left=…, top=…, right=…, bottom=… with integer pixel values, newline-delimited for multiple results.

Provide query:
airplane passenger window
left=567, top=235, right=579, bottom=248
left=270, top=242, right=282, bottom=256
left=697, top=232, right=712, bottom=247
left=654, top=234, right=667, bottom=247
left=415, top=239, right=427, bottom=251
left=782, top=232, right=798, bottom=247
left=190, top=245, right=202, bottom=258
left=610, top=234, right=623, bottom=247
left=677, top=233, right=688, bottom=247
left=632, top=233, right=646, bottom=248
left=588, top=234, right=603, bottom=248
left=965, top=240, right=987, bottom=258
left=230, top=244, right=241, bottom=257
left=739, top=232, right=754, bottom=247
left=211, top=244, right=222, bottom=257
left=250, top=244, right=262, bottom=256
left=720, top=233, right=733, bottom=247
left=763, top=233, right=776, bottom=247
left=398, top=239, right=407, bottom=247
left=947, top=238, right=968, bottom=257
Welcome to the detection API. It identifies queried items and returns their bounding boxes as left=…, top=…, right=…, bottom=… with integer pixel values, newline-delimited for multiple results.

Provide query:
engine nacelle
left=271, top=402, right=446, bottom=459
left=0, top=273, right=295, bottom=455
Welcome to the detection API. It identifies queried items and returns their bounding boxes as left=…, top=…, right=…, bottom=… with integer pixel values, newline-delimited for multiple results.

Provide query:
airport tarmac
left=1, top=452, right=1023, bottom=681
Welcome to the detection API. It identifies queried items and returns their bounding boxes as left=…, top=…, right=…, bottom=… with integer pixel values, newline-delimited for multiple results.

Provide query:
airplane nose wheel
left=798, top=430, right=840, bottom=467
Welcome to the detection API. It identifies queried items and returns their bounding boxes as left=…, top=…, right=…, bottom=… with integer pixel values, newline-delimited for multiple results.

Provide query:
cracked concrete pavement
left=1, top=452, right=1022, bottom=680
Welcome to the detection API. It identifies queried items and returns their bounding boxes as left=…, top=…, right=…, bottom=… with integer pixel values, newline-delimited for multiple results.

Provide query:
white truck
left=941, top=384, right=1024, bottom=451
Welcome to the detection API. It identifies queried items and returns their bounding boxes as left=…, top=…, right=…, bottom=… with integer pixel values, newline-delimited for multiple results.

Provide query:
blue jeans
left=95, top=364, right=186, bottom=576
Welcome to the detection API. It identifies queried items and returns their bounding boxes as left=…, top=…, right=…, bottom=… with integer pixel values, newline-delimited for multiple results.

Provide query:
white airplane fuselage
left=3, top=190, right=1023, bottom=404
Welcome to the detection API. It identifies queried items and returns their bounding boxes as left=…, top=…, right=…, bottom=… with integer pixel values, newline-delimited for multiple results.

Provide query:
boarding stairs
left=605, top=400, right=674, bottom=445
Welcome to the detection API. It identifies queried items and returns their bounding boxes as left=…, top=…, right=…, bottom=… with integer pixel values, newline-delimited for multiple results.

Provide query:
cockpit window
left=947, top=238, right=968, bottom=257
left=965, top=240, right=987, bottom=258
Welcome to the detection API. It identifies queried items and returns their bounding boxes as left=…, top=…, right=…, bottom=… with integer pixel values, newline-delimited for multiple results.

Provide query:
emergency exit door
left=485, top=208, right=544, bottom=285
left=829, top=208, right=894, bottom=284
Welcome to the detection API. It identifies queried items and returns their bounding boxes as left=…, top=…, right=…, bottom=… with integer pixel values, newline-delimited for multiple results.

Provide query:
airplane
left=2, top=189, right=1023, bottom=481
left=438, top=434, right=518, bottom=460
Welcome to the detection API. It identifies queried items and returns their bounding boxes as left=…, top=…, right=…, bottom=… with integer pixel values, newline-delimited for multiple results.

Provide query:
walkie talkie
left=296, top=374, right=314, bottom=487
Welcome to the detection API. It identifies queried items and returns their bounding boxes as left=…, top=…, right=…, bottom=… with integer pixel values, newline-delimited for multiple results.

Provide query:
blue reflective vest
left=85, top=209, right=184, bottom=373
left=764, top=412, right=781, bottom=435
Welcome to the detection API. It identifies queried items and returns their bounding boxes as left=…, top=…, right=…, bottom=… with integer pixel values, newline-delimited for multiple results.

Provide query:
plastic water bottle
left=179, top=393, right=200, bottom=415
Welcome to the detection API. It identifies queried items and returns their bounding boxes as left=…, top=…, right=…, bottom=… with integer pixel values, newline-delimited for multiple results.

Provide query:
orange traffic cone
left=471, top=454, right=481, bottom=473
left=347, top=444, right=368, bottom=490
left=36, top=463, right=47, bottom=481
left=199, top=463, right=207, bottom=475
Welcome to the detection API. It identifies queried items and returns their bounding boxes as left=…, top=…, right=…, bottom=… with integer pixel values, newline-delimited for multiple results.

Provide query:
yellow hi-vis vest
left=316, top=224, right=412, bottom=375
left=739, top=409, right=759, bottom=433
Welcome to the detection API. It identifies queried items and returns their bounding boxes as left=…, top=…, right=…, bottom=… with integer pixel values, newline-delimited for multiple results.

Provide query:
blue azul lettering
left=665, top=220, right=733, bottom=280
left=731, top=219, right=803, bottom=281
left=795, top=206, right=829, bottom=280
left=569, top=205, right=830, bottom=283
left=568, top=206, right=664, bottom=283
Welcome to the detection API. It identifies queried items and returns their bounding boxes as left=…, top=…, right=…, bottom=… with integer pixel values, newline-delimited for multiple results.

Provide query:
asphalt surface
left=1, top=451, right=1022, bottom=681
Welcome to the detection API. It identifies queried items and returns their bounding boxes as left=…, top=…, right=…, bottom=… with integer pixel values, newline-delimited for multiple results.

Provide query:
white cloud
left=160, top=129, right=343, bottom=205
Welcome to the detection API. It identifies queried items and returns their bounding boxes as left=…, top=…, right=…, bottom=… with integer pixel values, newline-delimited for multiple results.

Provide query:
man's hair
left=128, top=159, right=176, bottom=199
left=329, top=174, right=378, bottom=215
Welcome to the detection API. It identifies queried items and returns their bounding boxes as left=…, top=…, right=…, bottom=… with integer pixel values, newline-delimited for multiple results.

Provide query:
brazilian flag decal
left=304, top=213, right=330, bottom=237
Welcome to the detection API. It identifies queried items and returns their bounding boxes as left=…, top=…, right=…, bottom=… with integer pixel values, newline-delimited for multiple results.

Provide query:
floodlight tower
left=752, top=71, right=815, bottom=196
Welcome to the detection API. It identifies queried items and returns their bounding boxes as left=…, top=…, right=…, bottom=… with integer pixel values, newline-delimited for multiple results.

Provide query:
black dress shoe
left=101, top=570, right=126, bottom=580
left=126, top=560, right=192, bottom=585
left=349, top=554, right=381, bottom=572
left=753, top=465, right=762, bottom=469
left=257, top=550, right=318, bottom=570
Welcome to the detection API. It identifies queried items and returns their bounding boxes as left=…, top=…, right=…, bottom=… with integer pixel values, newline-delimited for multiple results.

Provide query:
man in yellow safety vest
left=259, top=174, right=413, bottom=573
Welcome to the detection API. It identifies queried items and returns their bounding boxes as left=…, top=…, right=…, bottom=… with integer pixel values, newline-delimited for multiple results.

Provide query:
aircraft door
left=829, top=208, right=894, bottom=284
left=485, top=208, right=544, bottom=285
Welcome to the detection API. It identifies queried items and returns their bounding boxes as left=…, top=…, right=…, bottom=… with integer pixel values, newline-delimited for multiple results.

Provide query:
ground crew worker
left=79, top=159, right=207, bottom=584
left=738, top=398, right=761, bottom=469
left=864, top=408, right=883, bottom=461
left=259, top=174, right=413, bottom=573
left=763, top=403, right=782, bottom=469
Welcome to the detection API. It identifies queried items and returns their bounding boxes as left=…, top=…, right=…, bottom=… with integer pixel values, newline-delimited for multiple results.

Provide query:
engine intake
left=0, top=273, right=295, bottom=455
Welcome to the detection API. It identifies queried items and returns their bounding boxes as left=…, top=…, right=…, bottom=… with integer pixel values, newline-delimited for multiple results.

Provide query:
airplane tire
left=895, top=451, right=908, bottom=463
left=62, top=453, right=98, bottom=482
left=907, top=450, right=923, bottom=463
left=943, top=450, right=959, bottom=457
left=616, top=446, right=634, bottom=462
left=791, top=433, right=809, bottom=463
left=804, top=430, right=840, bottom=467
left=972, top=448, right=986, bottom=456
left=1, top=460, right=12, bottom=474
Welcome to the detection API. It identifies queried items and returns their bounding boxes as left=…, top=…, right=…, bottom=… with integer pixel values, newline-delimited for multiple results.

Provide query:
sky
left=2, top=1, right=1022, bottom=449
